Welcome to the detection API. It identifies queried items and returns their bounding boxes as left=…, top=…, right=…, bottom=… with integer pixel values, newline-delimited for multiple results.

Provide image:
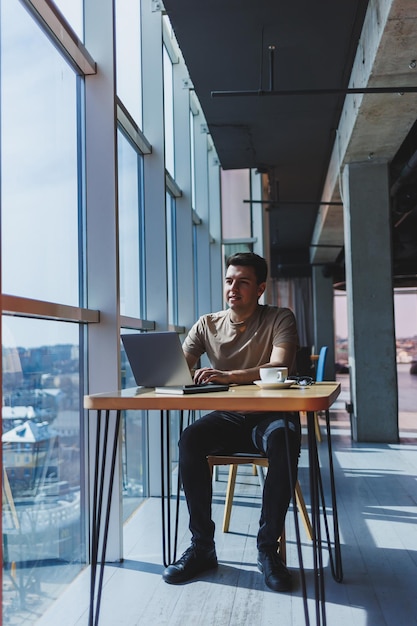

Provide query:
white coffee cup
left=259, top=367, right=288, bottom=383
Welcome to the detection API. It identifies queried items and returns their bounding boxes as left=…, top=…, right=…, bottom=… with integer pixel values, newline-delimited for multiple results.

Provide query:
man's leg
left=252, top=412, right=301, bottom=592
left=163, top=410, right=252, bottom=584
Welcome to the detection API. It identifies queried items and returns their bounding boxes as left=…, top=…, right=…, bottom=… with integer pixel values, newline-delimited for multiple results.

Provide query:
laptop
left=121, top=332, right=229, bottom=394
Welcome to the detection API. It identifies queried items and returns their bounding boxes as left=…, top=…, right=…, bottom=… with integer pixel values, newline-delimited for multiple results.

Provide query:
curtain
left=270, top=277, right=314, bottom=347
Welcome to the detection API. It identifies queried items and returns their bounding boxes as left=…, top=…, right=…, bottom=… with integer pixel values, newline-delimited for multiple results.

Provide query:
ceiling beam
left=311, top=0, right=417, bottom=265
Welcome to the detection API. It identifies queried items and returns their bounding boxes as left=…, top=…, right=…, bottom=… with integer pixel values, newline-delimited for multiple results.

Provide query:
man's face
left=224, top=264, right=266, bottom=316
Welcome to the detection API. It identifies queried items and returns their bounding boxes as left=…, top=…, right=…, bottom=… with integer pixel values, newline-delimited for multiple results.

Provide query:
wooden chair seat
left=207, top=454, right=313, bottom=563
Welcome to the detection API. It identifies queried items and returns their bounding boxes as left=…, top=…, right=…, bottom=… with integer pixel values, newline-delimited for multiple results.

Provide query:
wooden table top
left=84, top=382, right=341, bottom=413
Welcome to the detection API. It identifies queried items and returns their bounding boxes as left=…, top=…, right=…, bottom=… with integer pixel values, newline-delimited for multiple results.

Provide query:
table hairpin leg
left=284, top=418, right=310, bottom=626
left=160, top=410, right=171, bottom=568
left=318, top=409, right=343, bottom=582
left=161, top=409, right=193, bottom=567
left=89, top=411, right=101, bottom=626
left=307, top=410, right=327, bottom=626
left=89, top=409, right=122, bottom=626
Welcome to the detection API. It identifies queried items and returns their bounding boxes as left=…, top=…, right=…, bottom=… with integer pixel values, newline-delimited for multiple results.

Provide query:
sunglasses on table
left=287, top=376, right=315, bottom=386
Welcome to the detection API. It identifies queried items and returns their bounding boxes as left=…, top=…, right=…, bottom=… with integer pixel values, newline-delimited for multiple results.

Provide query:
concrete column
left=312, top=266, right=336, bottom=380
left=342, top=161, right=398, bottom=442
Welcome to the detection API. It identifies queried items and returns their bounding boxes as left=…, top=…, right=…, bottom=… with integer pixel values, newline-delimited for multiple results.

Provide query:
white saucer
left=254, top=380, right=295, bottom=389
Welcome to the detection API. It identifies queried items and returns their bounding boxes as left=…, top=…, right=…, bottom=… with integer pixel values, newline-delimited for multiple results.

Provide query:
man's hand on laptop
left=193, top=367, right=231, bottom=385
left=193, top=367, right=257, bottom=385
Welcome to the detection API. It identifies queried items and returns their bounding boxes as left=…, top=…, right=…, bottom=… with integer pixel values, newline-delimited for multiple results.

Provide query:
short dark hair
left=226, top=252, right=268, bottom=284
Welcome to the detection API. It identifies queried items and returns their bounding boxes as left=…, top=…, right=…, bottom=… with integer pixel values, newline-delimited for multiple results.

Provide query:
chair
left=315, top=346, right=328, bottom=382
left=313, top=346, right=328, bottom=441
left=207, top=453, right=313, bottom=563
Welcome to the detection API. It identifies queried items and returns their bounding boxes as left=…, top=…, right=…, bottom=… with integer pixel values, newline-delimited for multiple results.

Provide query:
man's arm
left=264, top=342, right=297, bottom=373
left=183, top=350, right=199, bottom=371
left=190, top=342, right=297, bottom=386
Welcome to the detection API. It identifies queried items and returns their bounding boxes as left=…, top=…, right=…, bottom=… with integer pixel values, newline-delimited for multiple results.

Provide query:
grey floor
left=36, top=382, right=417, bottom=626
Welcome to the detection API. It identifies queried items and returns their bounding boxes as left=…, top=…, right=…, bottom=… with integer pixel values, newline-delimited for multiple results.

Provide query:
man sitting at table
left=162, top=252, right=300, bottom=592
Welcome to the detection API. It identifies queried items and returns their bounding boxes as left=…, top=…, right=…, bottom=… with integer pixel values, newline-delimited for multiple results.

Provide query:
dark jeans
left=179, top=410, right=301, bottom=553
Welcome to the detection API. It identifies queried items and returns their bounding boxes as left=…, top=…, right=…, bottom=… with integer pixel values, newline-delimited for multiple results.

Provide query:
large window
left=221, top=169, right=252, bottom=241
left=1, top=1, right=85, bottom=622
left=120, top=338, right=148, bottom=520
left=166, top=191, right=178, bottom=325
left=1, top=0, right=80, bottom=306
left=163, top=44, right=175, bottom=177
left=0, top=3, right=223, bottom=623
left=115, top=0, right=143, bottom=127
left=118, top=129, right=145, bottom=318
left=2, top=317, right=83, bottom=623
left=118, top=127, right=148, bottom=519
left=189, top=108, right=196, bottom=210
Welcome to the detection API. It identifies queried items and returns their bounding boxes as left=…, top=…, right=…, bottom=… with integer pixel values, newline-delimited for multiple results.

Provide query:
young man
left=163, top=252, right=300, bottom=592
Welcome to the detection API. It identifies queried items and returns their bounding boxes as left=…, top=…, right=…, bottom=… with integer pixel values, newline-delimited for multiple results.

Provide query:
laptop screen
left=121, top=332, right=194, bottom=387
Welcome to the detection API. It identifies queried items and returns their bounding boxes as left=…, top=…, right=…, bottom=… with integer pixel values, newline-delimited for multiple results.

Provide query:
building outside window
left=1, top=1, right=85, bottom=621
left=2, top=317, right=84, bottom=624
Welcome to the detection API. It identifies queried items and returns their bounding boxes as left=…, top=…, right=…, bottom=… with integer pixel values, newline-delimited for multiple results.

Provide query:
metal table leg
left=89, top=409, right=121, bottom=626
left=318, top=409, right=343, bottom=582
left=160, top=409, right=192, bottom=567
left=307, top=410, right=327, bottom=626
left=304, top=406, right=344, bottom=626
left=284, top=419, right=310, bottom=626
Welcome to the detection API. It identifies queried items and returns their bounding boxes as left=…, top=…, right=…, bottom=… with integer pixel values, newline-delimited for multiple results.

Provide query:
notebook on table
left=121, top=332, right=229, bottom=394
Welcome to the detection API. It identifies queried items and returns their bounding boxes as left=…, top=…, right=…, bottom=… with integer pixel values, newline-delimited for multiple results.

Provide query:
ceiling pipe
left=244, top=200, right=343, bottom=206
left=268, top=45, right=275, bottom=91
left=212, top=86, right=417, bottom=97
left=213, top=44, right=417, bottom=98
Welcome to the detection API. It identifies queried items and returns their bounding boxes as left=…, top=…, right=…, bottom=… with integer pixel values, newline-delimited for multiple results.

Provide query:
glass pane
left=223, top=242, right=252, bottom=261
left=120, top=334, right=147, bottom=521
left=2, top=317, right=84, bottom=624
left=1, top=0, right=80, bottom=305
left=52, top=0, right=84, bottom=41
left=166, top=191, right=178, bottom=325
left=163, top=46, right=175, bottom=176
left=221, top=169, right=252, bottom=239
left=115, top=0, right=143, bottom=126
left=394, top=289, right=417, bottom=416
left=118, top=130, right=144, bottom=318
left=189, top=109, right=196, bottom=209
left=192, top=223, right=199, bottom=319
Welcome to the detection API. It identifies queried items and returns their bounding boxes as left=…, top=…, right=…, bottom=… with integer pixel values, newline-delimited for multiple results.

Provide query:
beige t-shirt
left=183, top=304, right=298, bottom=372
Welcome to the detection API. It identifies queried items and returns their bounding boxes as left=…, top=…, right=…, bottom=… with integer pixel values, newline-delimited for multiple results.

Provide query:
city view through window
left=334, top=290, right=417, bottom=418
left=334, top=290, right=417, bottom=364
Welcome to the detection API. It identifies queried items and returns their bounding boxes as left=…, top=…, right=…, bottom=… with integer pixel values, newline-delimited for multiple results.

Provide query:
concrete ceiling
left=163, top=0, right=417, bottom=282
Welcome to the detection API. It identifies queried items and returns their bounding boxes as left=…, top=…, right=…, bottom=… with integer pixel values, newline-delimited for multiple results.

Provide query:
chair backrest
left=295, top=346, right=314, bottom=376
left=315, top=346, right=328, bottom=382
